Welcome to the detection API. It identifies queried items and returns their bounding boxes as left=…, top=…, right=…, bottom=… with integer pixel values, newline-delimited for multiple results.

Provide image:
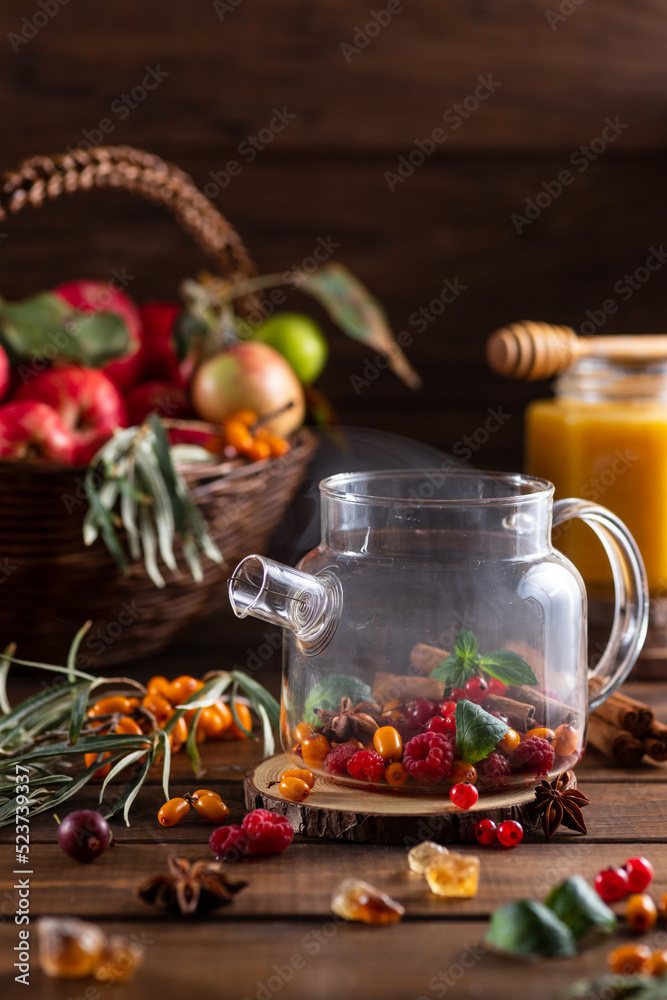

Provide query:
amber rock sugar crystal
left=331, top=878, right=405, bottom=925
left=425, top=852, right=480, bottom=898
left=407, top=840, right=449, bottom=874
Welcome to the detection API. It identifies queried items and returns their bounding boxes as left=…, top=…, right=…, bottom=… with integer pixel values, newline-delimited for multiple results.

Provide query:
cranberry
left=594, top=867, right=630, bottom=903
left=623, top=857, right=654, bottom=894
left=404, top=698, right=435, bottom=726
left=464, top=676, right=489, bottom=705
left=475, top=819, right=498, bottom=845
left=487, top=678, right=507, bottom=696
left=497, top=820, right=524, bottom=848
left=57, top=810, right=111, bottom=863
left=449, top=781, right=479, bottom=810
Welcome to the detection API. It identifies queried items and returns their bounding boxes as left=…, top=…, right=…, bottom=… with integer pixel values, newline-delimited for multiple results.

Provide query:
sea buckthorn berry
left=626, top=893, right=658, bottom=933
left=200, top=703, right=232, bottom=740
left=88, top=696, right=137, bottom=718
left=624, top=856, right=654, bottom=893
left=158, top=797, right=190, bottom=827
left=230, top=409, right=257, bottom=427
left=464, top=676, right=489, bottom=705
left=294, top=722, right=314, bottom=743
left=497, top=820, right=524, bottom=848
left=147, top=676, right=171, bottom=699
left=475, top=819, right=498, bottom=845
left=385, top=762, right=409, bottom=787
left=648, top=949, right=667, bottom=976
left=193, top=788, right=221, bottom=800
left=450, top=760, right=477, bottom=784
left=426, top=715, right=450, bottom=735
left=229, top=702, right=253, bottom=739
left=167, top=675, right=204, bottom=706
left=193, top=793, right=231, bottom=824
left=497, top=729, right=520, bottom=754
left=223, top=418, right=254, bottom=453
left=524, top=727, right=556, bottom=742
left=440, top=700, right=457, bottom=718
left=658, top=891, right=667, bottom=921
left=594, top=866, right=630, bottom=903
left=487, top=678, right=507, bottom=696
left=256, top=429, right=290, bottom=458
left=168, top=716, right=189, bottom=752
left=141, top=692, right=173, bottom=725
left=246, top=439, right=272, bottom=462
left=301, top=733, right=330, bottom=770
left=280, top=768, right=315, bottom=789
left=114, top=716, right=143, bottom=736
left=607, top=943, right=652, bottom=976
left=553, top=723, right=579, bottom=757
left=279, top=776, right=311, bottom=802
left=450, top=781, right=479, bottom=810
left=373, top=725, right=403, bottom=761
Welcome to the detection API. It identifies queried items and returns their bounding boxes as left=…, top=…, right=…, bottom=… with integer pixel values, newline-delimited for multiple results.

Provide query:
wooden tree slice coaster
left=244, top=753, right=574, bottom=845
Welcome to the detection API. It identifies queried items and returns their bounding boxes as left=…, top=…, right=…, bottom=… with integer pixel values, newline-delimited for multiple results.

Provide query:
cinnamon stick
left=484, top=694, right=535, bottom=733
left=587, top=714, right=645, bottom=766
left=409, top=643, right=448, bottom=675
left=594, top=691, right=654, bottom=737
left=505, top=686, right=577, bottom=729
left=372, top=672, right=444, bottom=705
left=643, top=721, right=667, bottom=762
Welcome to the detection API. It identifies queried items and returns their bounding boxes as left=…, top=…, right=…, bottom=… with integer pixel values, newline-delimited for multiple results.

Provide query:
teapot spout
left=228, top=555, right=342, bottom=655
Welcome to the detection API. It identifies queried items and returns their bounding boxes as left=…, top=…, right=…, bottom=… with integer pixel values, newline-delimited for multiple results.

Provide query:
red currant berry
left=440, top=700, right=457, bottom=718
left=475, top=819, right=498, bottom=845
left=624, top=857, right=654, bottom=893
left=449, top=687, right=465, bottom=703
left=442, top=712, right=457, bottom=733
left=449, top=781, right=479, bottom=810
left=594, top=866, right=630, bottom=903
left=487, top=678, right=507, bottom=696
left=426, top=715, right=449, bottom=734
left=497, top=820, right=524, bottom=848
left=405, top=698, right=435, bottom=726
left=464, top=676, right=489, bottom=705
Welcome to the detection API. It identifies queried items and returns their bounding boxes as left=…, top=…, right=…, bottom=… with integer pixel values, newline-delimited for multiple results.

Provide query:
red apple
left=15, top=366, right=127, bottom=465
left=55, top=280, right=143, bottom=390
left=191, top=342, right=305, bottom=437
left=138, top=303, right=184, bottom=385
left=0, top=344, right=10, bottom=403
left=0, top=401, right=76, bottom=462
left=125, top=381, right=192, bottom=426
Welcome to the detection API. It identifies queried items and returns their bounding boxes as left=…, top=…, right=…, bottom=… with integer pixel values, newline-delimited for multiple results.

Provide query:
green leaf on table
left=430, top=629, right=481, bottom=686
left=486, top=899, right=577, bottom=960
left=303, top=674, right=373, bottom=726
left=556, top=976, right=661, bottom=999
left=455, top=699, right=510, bottom=764
left=479, top=649, right=539, bottom=687
left=62, top=310, right=130, bottom=366
left=544, top=876, right=617, bottom=943
left=297, top=263, right=422, bottom=390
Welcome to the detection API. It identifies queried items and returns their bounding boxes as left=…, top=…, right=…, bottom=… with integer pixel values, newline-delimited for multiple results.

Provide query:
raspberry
left=347, top=749, right=385, bottom=782
left=477, top=751, right=512, bottom=790
left=241, top=809, right=294, bottom=855
left=403, top=732, right=454, bottom=783
left=513, top=736, right=555, bottom=776
left=209, top=824, right=248, bottom=862
left=324, top=743, right=358, bottom=776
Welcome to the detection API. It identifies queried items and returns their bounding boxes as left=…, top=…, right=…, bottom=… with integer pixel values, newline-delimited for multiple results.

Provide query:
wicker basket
left=0, top=146, right=317, bottom=667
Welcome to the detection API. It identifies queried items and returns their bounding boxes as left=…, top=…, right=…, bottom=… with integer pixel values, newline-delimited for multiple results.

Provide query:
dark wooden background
left=0, top=0, right=666, bottom=468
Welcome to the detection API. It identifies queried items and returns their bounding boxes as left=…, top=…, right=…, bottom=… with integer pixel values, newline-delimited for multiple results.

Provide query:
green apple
left=252, top=313, right=328, bottom=385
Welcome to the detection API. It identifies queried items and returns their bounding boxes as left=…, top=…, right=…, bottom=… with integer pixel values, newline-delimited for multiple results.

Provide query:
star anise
left=531, top=770, right=590, bottom=840
left=314, top=697, right=383, bottom=742
left=137, top=856, right=247, bottom=916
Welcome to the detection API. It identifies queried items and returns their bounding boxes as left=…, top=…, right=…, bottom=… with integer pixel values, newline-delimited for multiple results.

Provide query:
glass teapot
left=228, top=470, right=648, bottom=802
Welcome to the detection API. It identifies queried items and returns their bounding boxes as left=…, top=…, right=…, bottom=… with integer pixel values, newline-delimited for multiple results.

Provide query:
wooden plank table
left=1, top=622, right=666, bottom=1000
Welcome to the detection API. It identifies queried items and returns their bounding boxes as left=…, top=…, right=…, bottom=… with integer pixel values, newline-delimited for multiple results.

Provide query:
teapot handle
left=552, top=499, right=648, bottom=710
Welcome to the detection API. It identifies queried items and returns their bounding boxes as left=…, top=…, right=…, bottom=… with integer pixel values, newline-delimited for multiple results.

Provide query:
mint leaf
left=455, top=699, right=510, bottom=763
left=430, top=653, right=475, bottom=687
left=303, top=674, right=372, bottom=725
left=486, top=900, right=577, bottom=959
left=545, top=876, right=616, bottom=943
left=479, top=650, right=539, bottom=687
left=454, top=629, right=478, bottom=663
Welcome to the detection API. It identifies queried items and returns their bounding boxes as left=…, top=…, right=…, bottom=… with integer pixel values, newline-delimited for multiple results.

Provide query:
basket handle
left=0, top=145, right=257, bottom=286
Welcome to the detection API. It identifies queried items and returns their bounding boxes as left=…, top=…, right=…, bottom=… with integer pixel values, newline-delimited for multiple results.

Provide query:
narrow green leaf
left=0, top=643, right=16, bottom=715
left=185, top=707, right=204, bottom=776
left=480, top=650, right=539, bottom=687
left=486, top=900, right=577, bottom=959
left=181, top=536, right=204, bottom=583
left=256, top=702, right=275, bottom=757
left=233, top=670, right=280, bottom=732
left=99, top=749, right=147, bottom=803
left=229, top=681, right=254, bottom=738
left=0, top=682, right=87, bottom=741
left=135, top=442, right=178, bottom=573
left=155, top=728, right=171, bottom=803
left=139, top=505, right=165, bottom=588
left=67, top=621, right=92, bottom=684
left=84, top=479, right=128, bottom=573
left=68, top=682, right=93, bottom=745
left=455, top=699, right=510, bottom=764
left=148, top=414, right=185, bottom=534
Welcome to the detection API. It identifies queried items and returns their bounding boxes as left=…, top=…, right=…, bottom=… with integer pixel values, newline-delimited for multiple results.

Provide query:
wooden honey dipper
left=486, top=321, right=667, bottom=380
